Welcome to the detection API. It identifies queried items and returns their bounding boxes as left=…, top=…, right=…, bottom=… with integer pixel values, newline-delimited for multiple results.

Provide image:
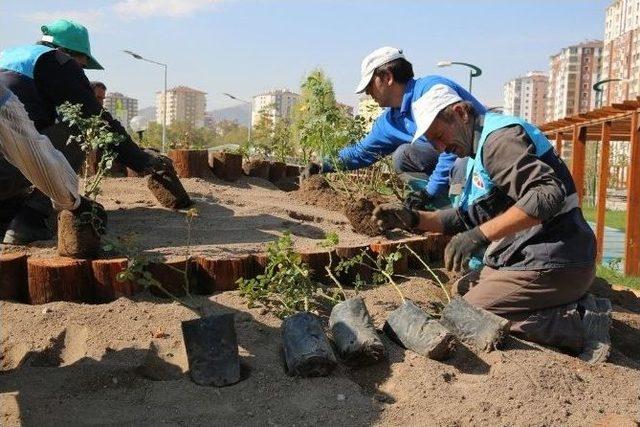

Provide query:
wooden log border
left=2, top=233, right=449, bottom=304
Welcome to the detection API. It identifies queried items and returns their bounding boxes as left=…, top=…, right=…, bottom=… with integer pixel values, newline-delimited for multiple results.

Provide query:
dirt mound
left=296, top=175, right=346, bottom=210
left=343, top=197, right=388, bottom=237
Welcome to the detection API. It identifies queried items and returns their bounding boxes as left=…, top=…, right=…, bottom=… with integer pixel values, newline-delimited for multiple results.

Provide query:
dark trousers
left=391, top=143, right=452, bottom=207
left=457, top=264, right=596, bottom=352
left=0, top=123, right=83, bottom=219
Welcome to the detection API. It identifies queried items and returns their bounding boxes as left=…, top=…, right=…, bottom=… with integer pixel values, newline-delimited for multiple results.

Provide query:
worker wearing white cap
left=301, top=46, right=486, bottom=210
left=372, top=84, right=610, bottom=362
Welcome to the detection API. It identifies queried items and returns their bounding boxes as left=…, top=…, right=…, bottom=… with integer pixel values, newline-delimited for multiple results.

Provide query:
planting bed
left=1, top=174, right=639, bottom=426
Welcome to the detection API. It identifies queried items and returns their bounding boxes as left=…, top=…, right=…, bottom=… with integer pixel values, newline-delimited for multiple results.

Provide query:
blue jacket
left=328, top=76, right=486, bottom=197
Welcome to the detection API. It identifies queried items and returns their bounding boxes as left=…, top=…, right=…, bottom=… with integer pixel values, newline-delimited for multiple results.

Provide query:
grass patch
left=581, top=205, right=627, bottom=232
left=597, top=262, right=640, bottom=290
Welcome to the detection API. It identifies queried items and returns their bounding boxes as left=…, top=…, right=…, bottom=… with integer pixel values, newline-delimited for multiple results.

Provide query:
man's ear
left=384, top=71, right=394, bottom=87
left=452, top=103, right=469, bottom=123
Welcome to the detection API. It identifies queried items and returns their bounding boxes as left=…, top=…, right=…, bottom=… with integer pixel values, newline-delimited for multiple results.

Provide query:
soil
left=343, top=197, right=388, bottom=237
left=57, top=210, right=101, bottom=259
left=1, top=175, right=639, bottom=425
left=1, top=275, right=639, bottom=426
left=296, top=175, right=347, bottom=211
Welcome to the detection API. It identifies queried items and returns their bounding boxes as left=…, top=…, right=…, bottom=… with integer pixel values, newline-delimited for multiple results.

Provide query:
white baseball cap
left=355, top=46, right=406, bottom=94
left=411, top=84, right=463, bottom=142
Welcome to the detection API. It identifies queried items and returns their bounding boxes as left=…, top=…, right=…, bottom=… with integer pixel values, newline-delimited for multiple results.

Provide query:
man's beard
left=449, top=117, right=474, bottom=157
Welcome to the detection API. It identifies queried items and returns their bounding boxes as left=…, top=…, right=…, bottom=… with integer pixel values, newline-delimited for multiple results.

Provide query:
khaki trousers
left=458, top=265, right=596, bottom=352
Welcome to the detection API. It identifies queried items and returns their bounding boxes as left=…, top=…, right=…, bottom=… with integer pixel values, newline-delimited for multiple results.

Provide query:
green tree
left=291, top=68, right=366, bottom=163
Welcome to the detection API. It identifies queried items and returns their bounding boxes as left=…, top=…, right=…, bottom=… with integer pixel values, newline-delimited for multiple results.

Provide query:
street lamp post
left=437, top=61, right=482, bottom=93
left=222, top=92, right=252, bottom=143
left=123, top=50, right=168, bottom=153
left=592, top=78, right=627, bottom=109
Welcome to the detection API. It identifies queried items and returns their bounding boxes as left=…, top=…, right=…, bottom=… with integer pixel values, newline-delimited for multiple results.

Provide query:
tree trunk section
left=268, top=161, right=287, bottom=183
left=243, top=159, right=270, bottom=179
left=285, top=164, right=300, bottom=177
left=168, top=149, right=211, bottom=178
left=27, top=257, right=92, bottom=304
left=0, top=253, right=28, bottom=302
left=370, top=241, right=409, bottom=274
left=297, top=249, right=332, bottom=283
left=209, top=152, right=243, bottom=182
left=334, top=244, right=375, bottom=285
left=195, top=255, right=253, bottom=293
left=146, top=259, right=196, bottom=298
left=91, top=258, right=140, bottom=302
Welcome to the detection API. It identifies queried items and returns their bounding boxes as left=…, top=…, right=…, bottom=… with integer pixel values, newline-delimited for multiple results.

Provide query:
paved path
left=589, top=223, right=625, bottom=268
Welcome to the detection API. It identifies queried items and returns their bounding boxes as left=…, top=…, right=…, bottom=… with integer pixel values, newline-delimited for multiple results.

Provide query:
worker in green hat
left=0, top=19, right=187, bottom=244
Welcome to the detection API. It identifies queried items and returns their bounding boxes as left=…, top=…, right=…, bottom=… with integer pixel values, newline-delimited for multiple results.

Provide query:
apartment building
left=503, top=71, right=548, bottom=125
left=156, top=86, right=207, bottom=128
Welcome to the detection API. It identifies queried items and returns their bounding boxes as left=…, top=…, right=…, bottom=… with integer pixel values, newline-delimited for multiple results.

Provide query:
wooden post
left=571, top=125, right=587, bottom=205
left=595, top=122, right=611, bottom=264
left=555, top=132, right=563, bottom=158
left=625, top=111, right=640, bottom=276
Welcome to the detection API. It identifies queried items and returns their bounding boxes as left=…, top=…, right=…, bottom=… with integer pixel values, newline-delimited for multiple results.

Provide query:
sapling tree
left=58, top=102, right=124, bottom=201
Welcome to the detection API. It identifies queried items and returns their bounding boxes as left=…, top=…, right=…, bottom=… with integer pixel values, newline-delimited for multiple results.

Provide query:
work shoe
left=577, top=293, right=612, bottom=364
left=2, top=206, right=53, bottom=244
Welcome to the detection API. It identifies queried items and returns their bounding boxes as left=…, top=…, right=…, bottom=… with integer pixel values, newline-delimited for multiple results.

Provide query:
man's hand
left=372, top=203, right=419, bottom=232
left=300, top=162, right=322, bottom=180
left=73, top=196, right=107, bottom=234
left=403, top=191, right=434, bottom=211
left=444, top=227, right=489, bottom=272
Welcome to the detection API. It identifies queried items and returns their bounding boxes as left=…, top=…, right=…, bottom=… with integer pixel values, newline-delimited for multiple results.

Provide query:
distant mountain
left=209, top=104, right=251, bottom=126
left=137, top=106, right=156, bottom=122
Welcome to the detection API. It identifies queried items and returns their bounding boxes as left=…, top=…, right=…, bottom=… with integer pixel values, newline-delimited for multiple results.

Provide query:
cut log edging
left=1, top=234, right=449, bottom=304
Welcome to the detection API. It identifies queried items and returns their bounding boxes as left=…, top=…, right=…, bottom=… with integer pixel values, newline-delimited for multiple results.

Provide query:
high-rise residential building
left=503, top=71, right=549, bottom=125
left=104, top=92, right=138, bottom=128
left=251, top=89, right=300, bottom=127
left=546, top=40, right=603, bottom=121
left=156, top=86, right=207, bottom=128
left=602, top=0, right=640, bottom=105
left=356, top=94, right=384, bottom=131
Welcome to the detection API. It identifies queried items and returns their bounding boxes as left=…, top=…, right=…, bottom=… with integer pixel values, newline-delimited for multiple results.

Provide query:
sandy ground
left=1, top=275, right=639, bottom=426
left=1, top=176, right=639, bottom=426
left=2, top=175, right=388, bottom=260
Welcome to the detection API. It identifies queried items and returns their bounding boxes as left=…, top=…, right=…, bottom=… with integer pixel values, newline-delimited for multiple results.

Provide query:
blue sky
left=1, top=0, right=611, bottom=111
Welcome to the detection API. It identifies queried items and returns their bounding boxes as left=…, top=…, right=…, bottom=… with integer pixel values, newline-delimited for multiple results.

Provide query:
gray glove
left=142, top=148, right=174, bottom=175
left=372, top=203, right=419, bottom=232
left=444, top=227, right=489, bottom=272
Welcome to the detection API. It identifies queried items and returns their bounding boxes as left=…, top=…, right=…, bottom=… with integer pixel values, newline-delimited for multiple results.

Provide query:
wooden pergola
left=539, top=98, right=640, bottom=276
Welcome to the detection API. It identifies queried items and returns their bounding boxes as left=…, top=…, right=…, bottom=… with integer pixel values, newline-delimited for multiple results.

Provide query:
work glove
left=300, top=162, right=322, bottom=180
left=372, top=202, right=419, bottom=232
left=73, top=196, right=108, bottom=234
left=142, top=148, right=174, bottom=175
left=444, top=227, right=489, bottom=272
left=403, top=191, right=435, bottom=211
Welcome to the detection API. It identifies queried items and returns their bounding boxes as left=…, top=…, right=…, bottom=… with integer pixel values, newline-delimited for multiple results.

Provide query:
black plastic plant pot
left=329, top=297, right=386, bottom=366
left=439, top=296, right=511, bottom=352
left=181, top=313, right=241, bottom=386
left=383, top=300, right=454, bottom=360
left=282, top=312, right=337, bottom=377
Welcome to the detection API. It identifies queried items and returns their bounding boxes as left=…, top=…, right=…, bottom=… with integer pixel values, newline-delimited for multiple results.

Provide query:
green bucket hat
left=40, top=19, right=103, bottom=70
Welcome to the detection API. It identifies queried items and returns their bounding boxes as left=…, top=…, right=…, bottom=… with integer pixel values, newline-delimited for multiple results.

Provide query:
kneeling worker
left=373, top=84, right=610, bottom=357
